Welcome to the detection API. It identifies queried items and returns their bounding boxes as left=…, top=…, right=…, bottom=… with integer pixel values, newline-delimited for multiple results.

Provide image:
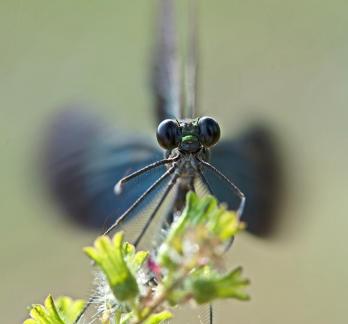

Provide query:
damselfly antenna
left=114, top=155, right=179, bottom=195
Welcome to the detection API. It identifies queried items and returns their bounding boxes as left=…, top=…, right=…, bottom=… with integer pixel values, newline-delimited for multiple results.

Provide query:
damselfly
left=44, top=0, right=280, bottom=322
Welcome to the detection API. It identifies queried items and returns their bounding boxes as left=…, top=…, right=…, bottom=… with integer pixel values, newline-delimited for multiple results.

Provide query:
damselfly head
left=156, top=116, right=221, bottom=153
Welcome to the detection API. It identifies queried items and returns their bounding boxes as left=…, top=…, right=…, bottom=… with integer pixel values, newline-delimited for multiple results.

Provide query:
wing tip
left=239, top=125, right=283, bottom=237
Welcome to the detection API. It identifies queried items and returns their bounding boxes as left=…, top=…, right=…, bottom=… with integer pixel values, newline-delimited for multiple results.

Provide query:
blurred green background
left=1, top=0, right=347, bottom=323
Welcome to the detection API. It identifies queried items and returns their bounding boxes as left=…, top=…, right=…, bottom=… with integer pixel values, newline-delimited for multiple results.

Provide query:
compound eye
left=156, top=119, right=181, bottom=149
left=198, top=116, right=221, bottom=147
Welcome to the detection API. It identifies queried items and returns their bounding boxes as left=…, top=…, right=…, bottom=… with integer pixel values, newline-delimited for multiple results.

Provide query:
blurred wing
left=207, top=126, right=281, bottom=237
left=151, top=0, right=181, bottom=123
left=43, top=109, right=163, bottom=229
left=184, top=0, right=199, bottom=119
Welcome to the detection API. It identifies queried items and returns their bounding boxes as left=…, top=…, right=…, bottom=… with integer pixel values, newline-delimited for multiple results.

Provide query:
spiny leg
left=197, top=158, right=246, bottom=218
left=198, top=160, right=238, bottom=251
left=104, top=165, right=177, bottom=235
left=133, top=170, right=180, bottom=247
left=197, top=167, right=215, bottom=195
left=196, top=303, right=213, bottom=324
left=114, top=155, right=179, bottom=194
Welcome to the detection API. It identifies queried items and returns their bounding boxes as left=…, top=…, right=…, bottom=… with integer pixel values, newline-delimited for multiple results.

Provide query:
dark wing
left=151, top=0, right=181, bottom=123
left=207, top=126, right=281, bottom=237
left=184, top=0, right=199, bottom=119
left=43, top=108, right=163, bottom=229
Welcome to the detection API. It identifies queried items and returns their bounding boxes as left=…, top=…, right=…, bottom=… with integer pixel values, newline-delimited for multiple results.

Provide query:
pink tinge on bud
left=147, top=257, right=161, bottom=278
left=197, top=257, right=209, bottom=266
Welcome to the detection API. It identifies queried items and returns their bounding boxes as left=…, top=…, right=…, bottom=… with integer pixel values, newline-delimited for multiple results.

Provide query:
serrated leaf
left=84, top=232, right=139, bottom=301
left=191, top=266, right=250, bottom=304
left=55, top=296, right=85, bottom=323
left=134, top=251, right=149, bottom=268
left=23, top=295, right=84, bottom=324
left=208, top=208, right=241, bottom=240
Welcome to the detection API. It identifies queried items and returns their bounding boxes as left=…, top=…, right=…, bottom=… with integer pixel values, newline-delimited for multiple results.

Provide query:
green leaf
left=23, top=295, right=85, bottom=324
left=208, top=207, right=240, bottom=240
left=84, top=232, right=143, bottom=301
left=123, top=241, right=149, bottom=273
left=191, top=267, right=250, bottom=304
left=24, top=295, right=64, bottom=324
left=55, top=297, right=85, bottom=323
left=157, top=192, right=241, bottom=268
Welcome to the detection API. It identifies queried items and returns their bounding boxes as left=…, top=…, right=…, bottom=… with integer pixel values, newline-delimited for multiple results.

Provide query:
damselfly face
left=156, top=116, right=221, bottom=154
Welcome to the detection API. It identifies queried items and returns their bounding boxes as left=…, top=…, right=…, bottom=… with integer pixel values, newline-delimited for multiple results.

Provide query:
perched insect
left=43, top=0, right=280, bottom=322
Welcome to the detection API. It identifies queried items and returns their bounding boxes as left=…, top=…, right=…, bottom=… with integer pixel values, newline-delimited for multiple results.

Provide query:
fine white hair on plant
left=91, top=263, right=153, bottom=322
left=92, top=271, right=119, bottom=321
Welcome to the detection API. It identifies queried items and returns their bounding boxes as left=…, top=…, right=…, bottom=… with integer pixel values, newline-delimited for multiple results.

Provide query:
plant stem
left=115, top=310, right=121, bottom=324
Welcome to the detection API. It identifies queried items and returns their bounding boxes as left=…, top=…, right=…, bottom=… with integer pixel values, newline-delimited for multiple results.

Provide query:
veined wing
left=184, top=0, right=199, bottom=119
left=151, top=0, right=200, bottom=121
left=43, top=108, right=164, bottom=230
left=151, top=0, right=181, bottom=123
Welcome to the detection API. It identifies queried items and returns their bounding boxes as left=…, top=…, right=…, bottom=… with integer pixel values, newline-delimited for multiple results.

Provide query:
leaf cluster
left=24, top=193, right=250, bottom=324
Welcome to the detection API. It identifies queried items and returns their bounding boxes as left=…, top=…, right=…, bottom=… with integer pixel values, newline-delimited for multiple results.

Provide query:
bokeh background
left=1, top=0, right=347, bottom=323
